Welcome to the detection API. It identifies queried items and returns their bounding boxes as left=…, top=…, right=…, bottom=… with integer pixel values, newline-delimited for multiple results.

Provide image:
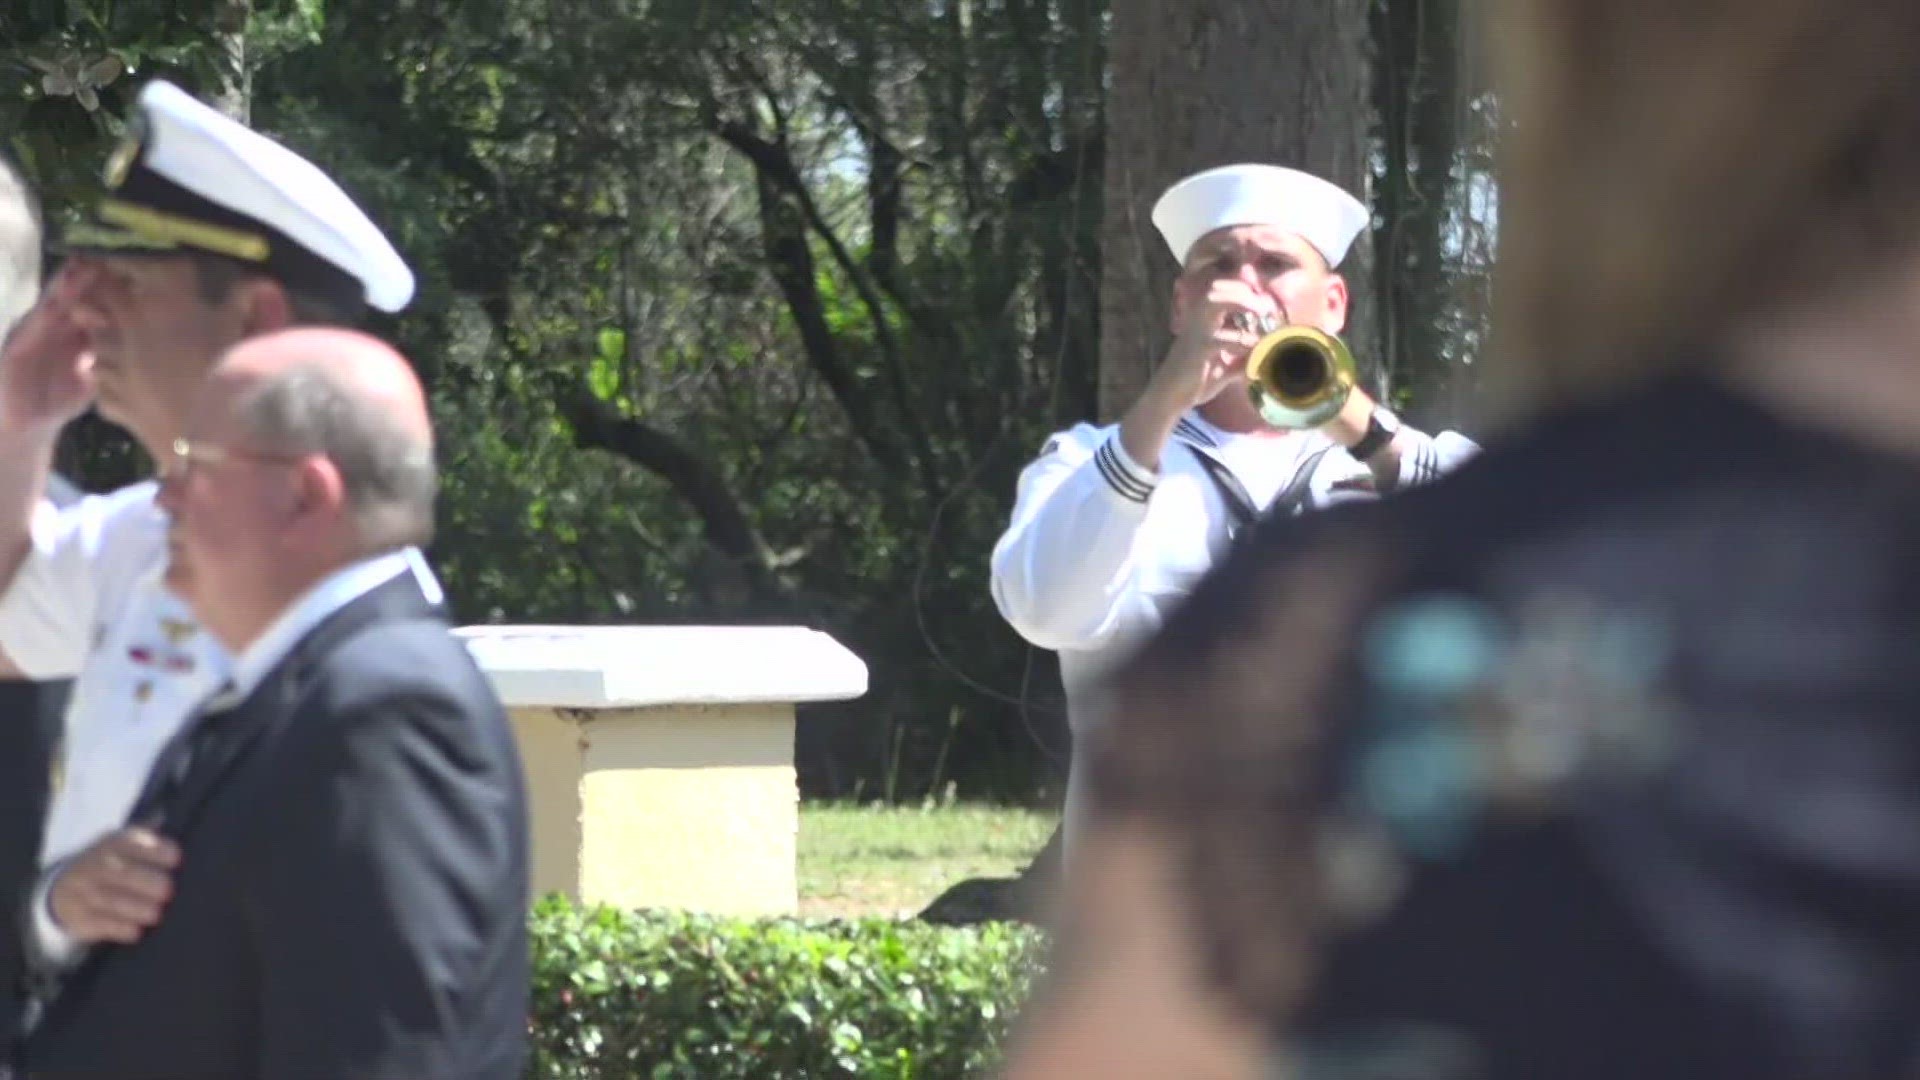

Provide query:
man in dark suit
left=20, top=327, right=530, bottom=1079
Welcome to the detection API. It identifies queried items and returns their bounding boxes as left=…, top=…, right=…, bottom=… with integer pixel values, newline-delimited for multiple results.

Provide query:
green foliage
left=1, top=1, right=323, bottom=211
left=6, top=0, right=1107, bottom=801
left=590, top=328, right=627, bottom=405
left=238, top=0, right=1102, bottom=801
left=528, top=896, right=1046, bottom=1079
left=2, top=0, right=1490, bottom=805
left=800, top=802, right=1057, bottom=917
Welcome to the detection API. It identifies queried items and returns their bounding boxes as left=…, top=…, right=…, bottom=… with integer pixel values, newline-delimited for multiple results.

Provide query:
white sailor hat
left=62, top=80, right=414, bottom=314
left=1151, top=163, right=1370, bottom=268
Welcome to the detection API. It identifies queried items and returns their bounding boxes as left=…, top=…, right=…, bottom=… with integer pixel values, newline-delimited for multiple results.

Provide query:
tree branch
left=558, top=388, right=792, bottom=612
left=708, top=114, right=942, bottom=486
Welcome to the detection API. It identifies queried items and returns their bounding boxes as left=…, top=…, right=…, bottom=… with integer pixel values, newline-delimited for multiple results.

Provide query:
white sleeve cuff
left=1094, top=434, right=1158, bottom=504
left=31, top=861, right=83, bottom=970
left=1389, top=428, right=1480, bottom=490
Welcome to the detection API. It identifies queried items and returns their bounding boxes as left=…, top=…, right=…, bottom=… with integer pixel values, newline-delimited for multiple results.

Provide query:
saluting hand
left=48, top=827, right=181, bottom=946
left=0, top=261, right=98, bottom=437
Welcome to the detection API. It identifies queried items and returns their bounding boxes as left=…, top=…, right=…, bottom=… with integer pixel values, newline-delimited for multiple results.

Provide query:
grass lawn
left=798, top=801, right=1058, bottom=919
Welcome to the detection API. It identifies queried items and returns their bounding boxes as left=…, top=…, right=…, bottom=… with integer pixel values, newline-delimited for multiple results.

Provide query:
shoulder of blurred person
left=1074, top=362, right=1920, bottom=1079
left=1015, top=3, right=1920, bottom=1078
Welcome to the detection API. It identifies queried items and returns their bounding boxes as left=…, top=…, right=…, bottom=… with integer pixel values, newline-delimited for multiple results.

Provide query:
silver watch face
left=1373, top=406, right=1402, bottom=434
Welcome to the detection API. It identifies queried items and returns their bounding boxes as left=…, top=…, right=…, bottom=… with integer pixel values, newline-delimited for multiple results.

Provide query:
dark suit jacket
left=22, top=573, right=530, bottom=1080
left=0, top=679, right=65, bottom=1059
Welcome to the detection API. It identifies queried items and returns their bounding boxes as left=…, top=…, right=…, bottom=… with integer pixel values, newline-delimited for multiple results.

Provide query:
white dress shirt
left=222, top=547, right=442, bottom=701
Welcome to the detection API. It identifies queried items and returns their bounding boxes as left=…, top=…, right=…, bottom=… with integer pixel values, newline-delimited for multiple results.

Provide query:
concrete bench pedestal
left=459, top=625, right=868, bottom=916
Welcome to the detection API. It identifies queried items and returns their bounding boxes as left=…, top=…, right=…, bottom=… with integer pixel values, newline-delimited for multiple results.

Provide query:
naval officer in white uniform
left=991, top=164, right=1479, bottom=852
left=0, top=79, right=436, bottom=985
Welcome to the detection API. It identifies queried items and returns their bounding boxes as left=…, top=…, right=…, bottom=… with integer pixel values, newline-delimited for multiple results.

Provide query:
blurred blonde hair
left=1487, top=2, right=1920, bottom=417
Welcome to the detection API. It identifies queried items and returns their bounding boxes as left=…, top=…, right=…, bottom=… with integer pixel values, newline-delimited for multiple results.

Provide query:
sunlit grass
left=798, top=801, right=1057, bottom=918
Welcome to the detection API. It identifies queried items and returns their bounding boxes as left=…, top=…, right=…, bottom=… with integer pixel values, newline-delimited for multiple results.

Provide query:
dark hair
left=188, top=251, right=369, bottom=328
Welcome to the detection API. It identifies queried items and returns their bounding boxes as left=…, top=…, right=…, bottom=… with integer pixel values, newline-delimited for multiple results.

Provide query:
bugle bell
left=1235, top=314, right=1359, bottom=429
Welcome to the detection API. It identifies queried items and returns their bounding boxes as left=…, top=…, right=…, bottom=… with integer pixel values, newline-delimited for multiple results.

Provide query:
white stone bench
left=459, top=625, right=868, bottom=916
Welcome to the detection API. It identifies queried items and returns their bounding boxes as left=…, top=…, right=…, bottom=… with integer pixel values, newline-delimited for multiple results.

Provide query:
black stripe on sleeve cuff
left=1094, top=437, right=1155, bottom=503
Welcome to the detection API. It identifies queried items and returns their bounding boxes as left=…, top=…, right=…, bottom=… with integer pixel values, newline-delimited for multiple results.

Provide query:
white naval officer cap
left=61, top=79, right=414, bottom=314
left=1151, top=163, right=1371, bottom=269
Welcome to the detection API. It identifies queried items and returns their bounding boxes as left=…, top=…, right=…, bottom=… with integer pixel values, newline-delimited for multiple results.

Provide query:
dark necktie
left=127, top=680, right=241, bottom=834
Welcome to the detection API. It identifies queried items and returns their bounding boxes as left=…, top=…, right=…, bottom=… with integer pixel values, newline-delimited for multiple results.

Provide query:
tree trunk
left=1377, top=0, right=1462, bottom=423
left=1099, top=0, right=1375, bottom=420
left=1015, top=0, right=1376, bottom=893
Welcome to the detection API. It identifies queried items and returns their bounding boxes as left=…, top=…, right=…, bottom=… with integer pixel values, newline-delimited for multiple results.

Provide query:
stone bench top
left=457, top=625, right=869, bottom=709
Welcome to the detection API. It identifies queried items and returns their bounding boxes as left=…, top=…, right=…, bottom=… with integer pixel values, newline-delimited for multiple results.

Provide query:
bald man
left=21, top=329, right=530, bottom=1080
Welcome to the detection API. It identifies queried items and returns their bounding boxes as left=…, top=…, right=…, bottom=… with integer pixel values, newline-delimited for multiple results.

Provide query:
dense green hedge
left=528, top=896, right=1047, bottom=1078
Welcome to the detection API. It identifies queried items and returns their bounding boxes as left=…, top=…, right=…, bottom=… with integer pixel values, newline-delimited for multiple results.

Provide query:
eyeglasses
left=167, top=436, right=309, bottom=477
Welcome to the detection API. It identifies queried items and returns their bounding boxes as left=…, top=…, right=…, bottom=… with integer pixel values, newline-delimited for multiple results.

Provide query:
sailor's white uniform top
left=989, top=411, right=1479, bottom=842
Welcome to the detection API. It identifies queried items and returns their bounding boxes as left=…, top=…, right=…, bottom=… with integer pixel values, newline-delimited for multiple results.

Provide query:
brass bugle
left=1241, top=320, right=1358, bottom=429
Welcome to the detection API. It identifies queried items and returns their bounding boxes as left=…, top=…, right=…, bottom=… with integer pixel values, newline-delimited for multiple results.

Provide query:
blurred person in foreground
left=1001, top=3, right=1920, bottom=1079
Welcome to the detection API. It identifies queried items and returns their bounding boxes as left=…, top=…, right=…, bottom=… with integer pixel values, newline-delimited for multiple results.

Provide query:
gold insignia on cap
left=160, top=617, right=197, bottom=645
left=97, top=199, right=270, bottom=262
left=59, top=221, right=177, bottom=252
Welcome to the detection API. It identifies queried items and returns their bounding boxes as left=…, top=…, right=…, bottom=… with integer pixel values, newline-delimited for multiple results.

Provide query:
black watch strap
left=1347, top=408, right=1399, bottom=462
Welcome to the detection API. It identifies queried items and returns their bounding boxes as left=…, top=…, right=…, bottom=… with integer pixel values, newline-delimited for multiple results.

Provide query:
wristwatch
left=1347, top=404, right=1401, bottom=462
